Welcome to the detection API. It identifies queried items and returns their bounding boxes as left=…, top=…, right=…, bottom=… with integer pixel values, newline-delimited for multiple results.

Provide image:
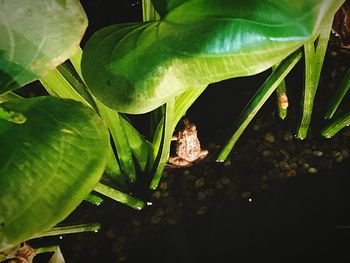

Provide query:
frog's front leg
left=168, top=155, right=192, bottom=167
left=197, top=149, right=209, bottom=160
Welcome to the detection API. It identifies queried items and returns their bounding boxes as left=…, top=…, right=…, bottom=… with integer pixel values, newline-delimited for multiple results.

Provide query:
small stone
left=264, top=132, right=276, bottom=143
left=332, top=151, right=343, bottom=162
left=197, top=192, right=206, bottom=201
left=216, top=180, right=224, bottom=189
left=220, top=176, right=231, bottom=185
left=161, top=191, right=169, bottom=197
left=283, top=131, right=293, bottom=141
left=341, top=148, right=349, bottom=158
left=183, top=169, right=191, bottom=176
left=279, top=149, right=290, bottom=159
left=303, top=163, right=310, bottom=170
left=335, top=154, right=344, bottom=163
left=342, top=127, right=350, bottom=136
left=252, top=124, right=260, bottom=131
left=154, top=208, right=165, bottom=217
left=150, top=215, right=162, bottom=224
left=285, top=169, right=297, bottom=177
left=241, top=192, right=251, bottom=199
left=223, top=159, right=232, bottom=167
left=196, top=206, right=208, bottom=216
left=194, top=177, right=205, bottom=188
left=261, top=150, right=272, bottom=157
left=159, top=181, right=168, bottom=190
left=152, top=191, right=161, bottom=199
left=289, top=162, right=298, bottom=169
left=308, top=167, right=318, bottom=174
left=261, top=175, right=269, bottom=182
left=312, top=150, right=323, bottom=157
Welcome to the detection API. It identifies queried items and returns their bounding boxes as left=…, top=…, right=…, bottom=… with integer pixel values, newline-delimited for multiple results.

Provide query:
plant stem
left=324, top=66, right=350, bottom=119
left=30, top=224, right=100, bottom=239
left=296, top=20, right=333, bottom=139
left=150, top=99, right=175, bottom=189
left=35, top=246, right=59, bottom=254
left=94, top=182, right=145, bottom=210
left=217, top=50, right=302, bottom=162
left=321, top=111, right=350, bottom=137
left=97, top=102, right=136, bottom=183
left=142, top=0, right=160, bottom=21
left=84, top=193, right=104, bottom=206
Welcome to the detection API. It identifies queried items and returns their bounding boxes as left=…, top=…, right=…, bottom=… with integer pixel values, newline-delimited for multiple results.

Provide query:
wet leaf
left=81, top=0, right=343, bottom=114
left=0, top=0, right=87, bottom=93
left=0, top=97, right=109, bottom=250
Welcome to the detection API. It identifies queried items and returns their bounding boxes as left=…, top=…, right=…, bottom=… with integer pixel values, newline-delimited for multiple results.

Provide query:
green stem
left=35, top=246, right=59, bottom=254
left=296, top=20, right=333, bottom=139
left=97, top=102, right=136, bottom=183
left=94, top=182, right=145, bottom=210
left=217, top=50, right=302, bottom=162
left=325, top=66, right=350, bottom=119
left=142, top=0, right=160, bottom=21
left=30, top=223, right=100, bottom=239
left=0, top=91, right=23, bottom=103
left=321, top=111, right=350, bottom=137
left=150, top=99, right=175, bottom=189
left=84, top=193, right=104, bottom=206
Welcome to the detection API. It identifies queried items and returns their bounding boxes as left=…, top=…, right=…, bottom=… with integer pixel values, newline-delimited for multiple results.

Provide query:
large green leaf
left=0, top=0, right=87, bottom=93
left=0, top=97, right=109, bottom=251
left=81, top=0, right=343, bottom=114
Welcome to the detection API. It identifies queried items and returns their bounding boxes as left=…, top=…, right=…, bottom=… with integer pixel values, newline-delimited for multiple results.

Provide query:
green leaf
left=0, top=0, right=87, bottom=93
left=0, top=97, right=109, bottom=251
left=81, top=0, right=343, bottom=114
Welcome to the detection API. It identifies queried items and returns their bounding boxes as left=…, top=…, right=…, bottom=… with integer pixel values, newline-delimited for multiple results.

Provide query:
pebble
left=303, top=163, right=310, bottom=170
left=220, top=176, right=231, bottom=185
left=159, top=182, right=168, bottom=190
left=223, top=159, right=232, bottom=167
left=285, top=169, right=297, bottom=177
left=150, top=216, right=162, bottom=224
left=197, top=192, right=206, bottom=201
left=196, top=206, right=208, bottom=216
left=312, top=150, right=323, bottom=157
left=332, top=151, right=343, bottom=162
left=154, top=208, right=165, bottom=217
left=283, top=131, right=293, bottom=141
left=341, top=148, right=349, bottom=158
left=308, top=167, right=318, bottom=174
left=252, top=124, right=260, bottom=131
left=261, top=150, right=272, bottom=157
left=261, top=175, right=269, bottom=182
left=241, top=192, right=251, bottom=199
left=194, top=177, right=205, bottom=188
left=264, top=132, right=276, bottom=143
left=216, top=180, right=224, bottom=189
left=152, top=191, right=161, bottom=199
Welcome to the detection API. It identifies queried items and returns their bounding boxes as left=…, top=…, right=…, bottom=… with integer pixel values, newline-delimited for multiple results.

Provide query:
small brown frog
left=168, top=119, right=208, bottom=167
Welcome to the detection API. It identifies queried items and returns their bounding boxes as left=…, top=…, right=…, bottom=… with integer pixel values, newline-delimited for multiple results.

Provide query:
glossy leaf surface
left=82, top=0, right=343, bottom=114
left=0, top=97, right=109, bottom=250
left=0, top=0, right=87, bottom=93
